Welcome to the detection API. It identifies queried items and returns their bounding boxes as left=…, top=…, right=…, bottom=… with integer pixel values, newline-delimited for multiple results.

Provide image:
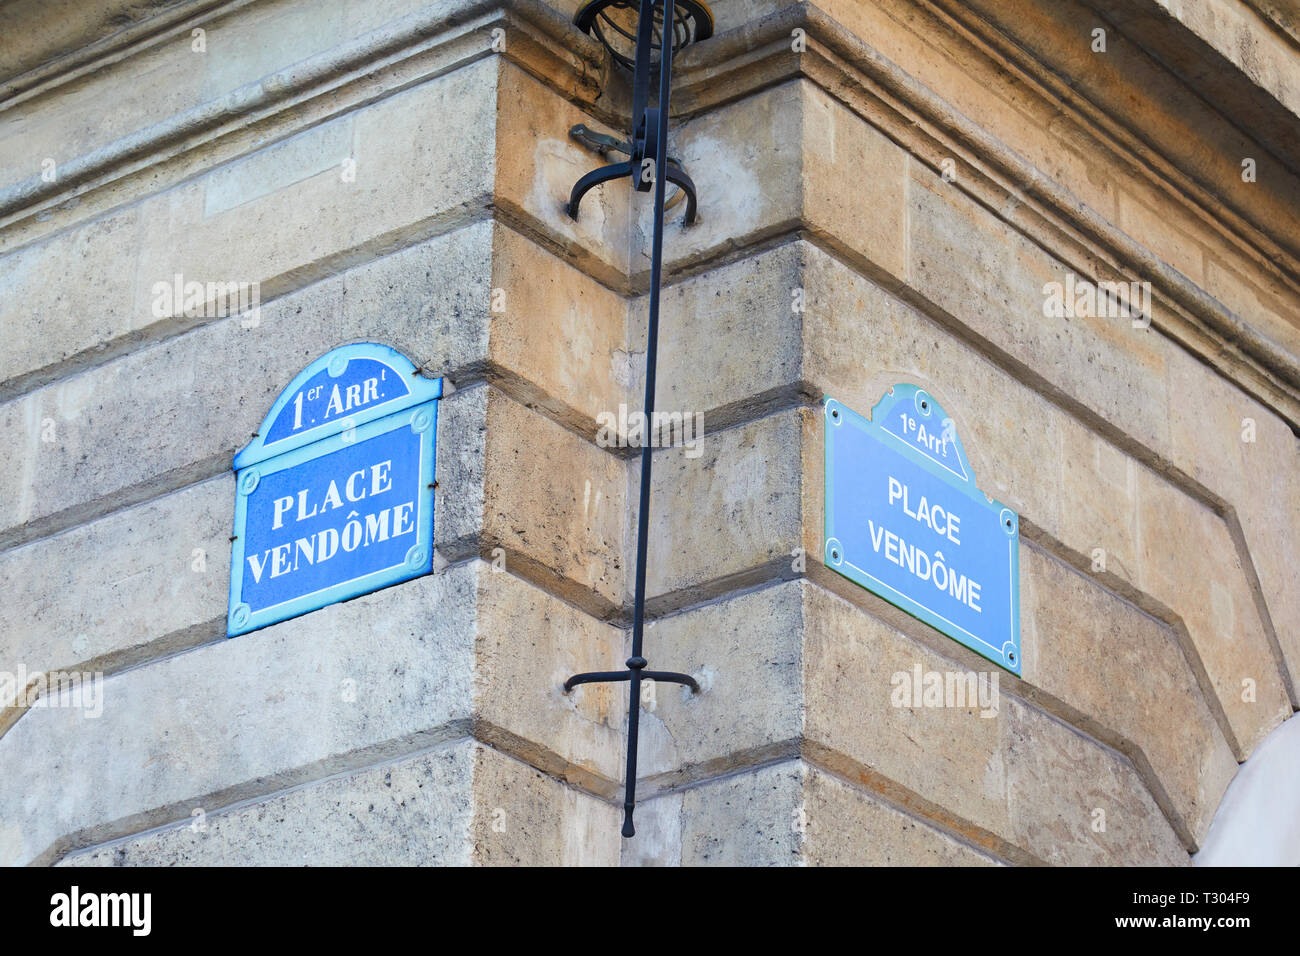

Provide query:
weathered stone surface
left=798, top=242, right=1067, bottom=532
left=624, top=573, right=1189, bottom=864
left=801, top=82, right=909, bottom=278
left=646, top=183, right=1298, bottom=721
left=474, top=547, right=628, bottom=784
left=0, top=235, right=631, bottom=617
left=819, top=0, right=1300, bottom=362
left=0, top=224, right=639, bottom=739
left=486, top=223, right=635, bottom=430
left=907, top=163, right=1174, bottom=464
left=2, top=56, right=499, bottom=390
left=3, top=0, right=1298, bottom=870
left=848, top=250, right=1288, bottom=758
left=493, top=61, right=632, bottom=283
left=1020, top=545, right=1238, bottom=848
left=1237, top=430, right=1300, bottom=685
left=0, top=224, right=476, bottom=542
left=1165, top=344, right=1300, bottom=686
left=0, top=475, right=230, bottom=714
left=470, top=744, right=620, bottom=865
left=437, top=384, right=629, bottom=611
left=620, top=760, right=807, bottom=866
left=651, top=241, right=806, bottom=422
left=1122, top=0, right=1300, bottom=119
left=626, top=78, right=909, bottom=290
left=0, top=0, right=475, bottom=196
left=0, top=562, right=479, bottom=866
left=801, top=764, right=1000, bottom=866
left=59, top=738, right=621, bottom=866
left=631, top=81, right=807, bottom=281
left=0, top=207, right=145, bottom=388
left=646, top=407, right=810, bottom=600
left=1134, top=465, right=1291, bottom=757
left=677, top=760, right=805, bottom=865
left=626, top=758, right=1002, bottom=865
left=617, top=789, right=686, bottom=866
left=1119, top=191, right=1209, bottom=286
left=0, top=34, right=204, bottom=198
left=133, top=61, right=496, bottom=330
left=802, top=581, right=1188, bottom=865
left=1057, top=418, right=1141, bottom=587
left=59, top=741, right=478, bottom=867
left=1, top=555, right=647, bottom=866
left=638, top=581, right=803, bottom=778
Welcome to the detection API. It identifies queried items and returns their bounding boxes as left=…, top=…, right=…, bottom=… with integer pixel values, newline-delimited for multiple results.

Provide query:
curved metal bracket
left=567, top=159, right=634, bottom=220
left=564, top=667, right=700, bottom=694
left=567, top=153, right=698, bottom=225
left=663, top=162, right=698, bottom=225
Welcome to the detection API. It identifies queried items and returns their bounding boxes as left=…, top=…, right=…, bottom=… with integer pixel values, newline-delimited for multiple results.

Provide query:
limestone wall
left=1, top=0, right=1296, bottom=865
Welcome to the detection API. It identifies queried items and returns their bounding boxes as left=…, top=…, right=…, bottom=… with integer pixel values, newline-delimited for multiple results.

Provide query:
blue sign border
left=228, top=344, right=442, bottom=637
left=823, top=385, right=1021, bottom=674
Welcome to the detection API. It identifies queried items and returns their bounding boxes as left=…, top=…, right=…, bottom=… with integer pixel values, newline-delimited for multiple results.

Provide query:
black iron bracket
left=565, top=0, right=706, bottom=227
left=565, top=661, right=700, bottom=694
left=563, top=0, right=706, bottom=839
left=568, top=124, right=691, bottom=216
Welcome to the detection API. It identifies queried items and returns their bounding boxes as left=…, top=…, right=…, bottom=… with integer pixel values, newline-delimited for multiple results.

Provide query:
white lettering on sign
left=887, top=476, right=961, bottom=544
left=290, top=373, right=385, bottom=432
left=270, top=460, right=393, bottom=529
left=898, top=412, right=950, bottom=457
left=868, top=476, right=981, bottom=612
left=245, top=457, right=413, bottom=584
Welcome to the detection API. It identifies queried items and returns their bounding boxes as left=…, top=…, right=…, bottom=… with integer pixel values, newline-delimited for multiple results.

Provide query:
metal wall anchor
left=568, top=124, right=691, bottom=215
left=565, top=0, right=712, bottom=227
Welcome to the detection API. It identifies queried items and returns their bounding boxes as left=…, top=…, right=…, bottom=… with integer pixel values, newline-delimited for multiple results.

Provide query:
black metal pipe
left=561, top=0, right=699, bottom=840
left=621, top=0, right=676, bottom=840
left=630, top=0, right=656, bottom=143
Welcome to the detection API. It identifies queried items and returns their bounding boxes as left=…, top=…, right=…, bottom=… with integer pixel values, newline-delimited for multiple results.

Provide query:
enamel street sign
left=228, top=344, right=442, bottom=637
left=823, top=386, right=1021, bottom=674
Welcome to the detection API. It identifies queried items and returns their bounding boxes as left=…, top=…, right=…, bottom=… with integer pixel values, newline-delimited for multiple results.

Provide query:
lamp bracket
left=565, top=0, right=709, bottom=225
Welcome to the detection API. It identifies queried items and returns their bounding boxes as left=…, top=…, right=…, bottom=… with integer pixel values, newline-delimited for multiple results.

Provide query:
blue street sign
left=228, top=344, right=442, bottom=637
left=824, top=386, right=1020, bottom=674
